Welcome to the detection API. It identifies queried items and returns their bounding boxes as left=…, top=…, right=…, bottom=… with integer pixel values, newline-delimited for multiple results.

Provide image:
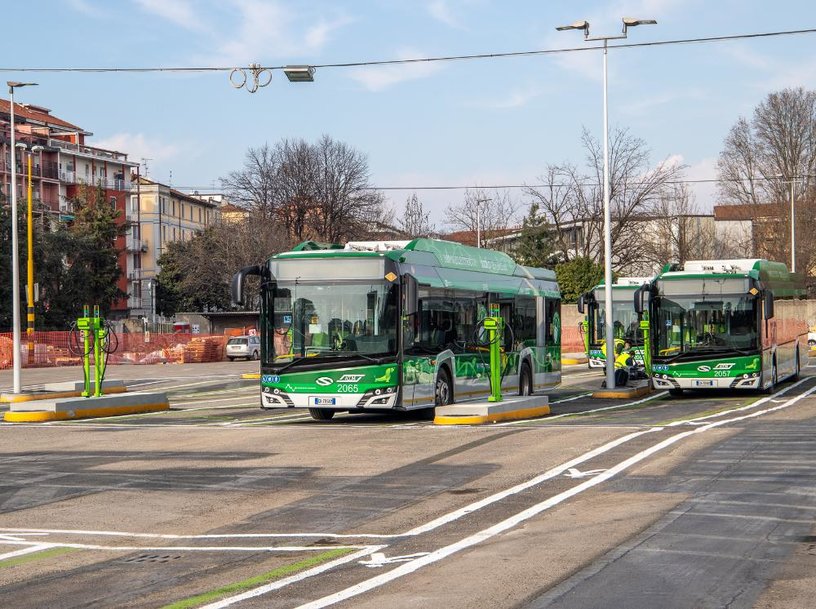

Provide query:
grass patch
left=161, top=548, right=354, bottom=609
left=0, top=546, right=75, bottom=568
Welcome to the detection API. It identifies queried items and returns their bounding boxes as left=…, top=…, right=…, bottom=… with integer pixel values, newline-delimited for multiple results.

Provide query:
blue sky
left=2, top=0, right=815, bottom=227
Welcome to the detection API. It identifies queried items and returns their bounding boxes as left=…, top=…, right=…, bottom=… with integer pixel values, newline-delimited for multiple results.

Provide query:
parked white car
left=225, top=335, right=260, bottom=361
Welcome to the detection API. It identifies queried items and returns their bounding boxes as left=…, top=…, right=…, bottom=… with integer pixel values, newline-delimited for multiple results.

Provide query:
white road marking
left=196, top=546, right=385, bottom=609
left=292, top=383, right=816, bottom=609
left=0, top=528, right=399, bottom=541
left=666, top=378, right=806, bottom=426
left=0, top=541, right=369, bottom=552
left=0, top=544, right=52, bottom=561
left=359, top=552, right=430, bottom=568
left=564, top=468, right=607, bottom=479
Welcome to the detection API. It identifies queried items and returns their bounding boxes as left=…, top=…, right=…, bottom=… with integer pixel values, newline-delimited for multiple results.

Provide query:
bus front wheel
left=435, top=369, right=452, bottom=406
left=669, top=388, right=683, bottom=397
left=519, top=362, right=533, bottom=396
left=308, top=408, right=335, bottom=421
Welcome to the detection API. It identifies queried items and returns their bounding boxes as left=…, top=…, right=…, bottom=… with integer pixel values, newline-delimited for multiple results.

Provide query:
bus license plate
left=694, top=380, right=714, bottom=387
left=310, top=397, right=336, bottom=406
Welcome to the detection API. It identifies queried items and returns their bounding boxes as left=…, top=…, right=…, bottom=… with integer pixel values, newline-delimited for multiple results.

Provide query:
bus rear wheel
left=519, top=362, right=533, bottom=396
left=308, top=408, right=335, bottom=421
left=435, top=369, right=452, bottom=406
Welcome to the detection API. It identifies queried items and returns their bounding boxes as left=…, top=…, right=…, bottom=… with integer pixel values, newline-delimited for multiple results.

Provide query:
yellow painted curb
left=241, top=373, right=261, bottom=379
left=3, top=403, right=169, bottom=423
left=561, top=357, right=588, bottom=365
left=591, top=385, right=651, bottom=399
left=434, top=404, right=551, bottom=425
left=1, top=386, right=127, bottom=403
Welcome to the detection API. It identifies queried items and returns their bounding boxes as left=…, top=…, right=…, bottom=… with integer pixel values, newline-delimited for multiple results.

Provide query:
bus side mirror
left=403, top=274, right=418, bottom=317
left=231, top=265, right=264, bottom=307
left=577, top=295, right=585, bottom=315
left=764, top=291, right=774, bottom=319
left=634, top=286, right=644, bottom=315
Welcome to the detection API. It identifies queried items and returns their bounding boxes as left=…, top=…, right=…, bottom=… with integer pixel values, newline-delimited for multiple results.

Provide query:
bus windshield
left=654, top=293, right=758, bottom=357
left=595, top=300, right=641, bottom=345
left=270, top=281, right=398, bottom=364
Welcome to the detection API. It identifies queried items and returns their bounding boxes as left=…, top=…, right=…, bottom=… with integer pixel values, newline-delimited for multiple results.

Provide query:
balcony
left=48, top=138, right=133, bottom=163
left=126, top=236, right=147, bottom=253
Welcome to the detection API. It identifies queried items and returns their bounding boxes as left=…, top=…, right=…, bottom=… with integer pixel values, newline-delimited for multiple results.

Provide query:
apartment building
left=127, top=177, right=219, bottom=319
left=0, top=98, right=138, bottom=316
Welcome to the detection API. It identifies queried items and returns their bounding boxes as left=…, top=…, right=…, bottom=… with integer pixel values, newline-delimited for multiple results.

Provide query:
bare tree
left=220, top=144, right=280, bottom=220
left=444, top=188, right=519, bottom=248
left=642, top=183, right=738, bottom=271
left=220, top=136, right=383, bottom=245
left=717, top=87, right=816, bottom=275
left=524, top=127, right=685, bottom=272
left=397, top=193, right=436, bottom=238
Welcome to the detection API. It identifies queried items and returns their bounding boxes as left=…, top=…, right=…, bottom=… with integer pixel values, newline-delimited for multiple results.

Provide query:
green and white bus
left=635, top=259, right=808, bottom=396
left=578, top=278, right=651, bottom=369
left=231, top=239, right=562, bottom=420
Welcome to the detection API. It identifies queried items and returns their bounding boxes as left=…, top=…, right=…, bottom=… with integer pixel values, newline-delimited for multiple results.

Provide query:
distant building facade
left=127, top=177, right=219, bottom=319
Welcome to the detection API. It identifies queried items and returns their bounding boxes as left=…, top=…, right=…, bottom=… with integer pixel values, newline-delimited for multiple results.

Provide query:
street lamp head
left=283, top=65, right=315, bottom=82
left=556, top=20, right=590, bottom=36
left=7, top=81, right=38, bottom=91
left=622, top=17, right=657, bottom=32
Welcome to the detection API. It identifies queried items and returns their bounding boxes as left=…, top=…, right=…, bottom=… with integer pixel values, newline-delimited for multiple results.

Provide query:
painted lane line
left=550, top=392, right=594, bottom=404
left=545, top=390, right=669, bottom=421
left=359, top=552, right=430, bottom=568
left=494, top=391, right=665, bottom=427
left=196, top=545, right=385, bottom=609
left=0, top=528, right=400, bottom=541
left=0, top=541, right=370, bottom=552
left=293, top=382, right=816, bottom=609
left=564, top=468, right=606, bottom=479
left=666, top=378, right=807, bottom=426
left=401, top=428, right=657, bottom=537
left=0, top=544, right=52, bottom=561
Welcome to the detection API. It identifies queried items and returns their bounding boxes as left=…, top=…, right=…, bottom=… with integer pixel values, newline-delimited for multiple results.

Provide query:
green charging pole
left=76, top=304, right=109, bottom=398
left=484, top=304, right=504, bottom=403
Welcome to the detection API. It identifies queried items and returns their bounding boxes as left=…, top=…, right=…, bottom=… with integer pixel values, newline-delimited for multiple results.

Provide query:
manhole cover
left=123, top=554, right=183, bottom=564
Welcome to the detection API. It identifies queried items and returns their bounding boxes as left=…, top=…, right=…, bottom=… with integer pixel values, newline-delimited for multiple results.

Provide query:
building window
left=172, top=201, right=176, bottom=216
left=110, top=196, right=117, bottom=208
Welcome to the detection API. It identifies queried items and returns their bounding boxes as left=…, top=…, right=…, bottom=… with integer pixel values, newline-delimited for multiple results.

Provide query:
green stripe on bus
left=160, top=548, right=354, bottom=609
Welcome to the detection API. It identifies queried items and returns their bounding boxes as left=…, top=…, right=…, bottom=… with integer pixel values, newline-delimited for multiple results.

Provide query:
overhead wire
left=0, top=27, right=813, bottom=74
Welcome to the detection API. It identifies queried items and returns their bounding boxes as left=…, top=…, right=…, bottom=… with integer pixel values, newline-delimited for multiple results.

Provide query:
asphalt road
left=0, top=359, right=815, bottom=609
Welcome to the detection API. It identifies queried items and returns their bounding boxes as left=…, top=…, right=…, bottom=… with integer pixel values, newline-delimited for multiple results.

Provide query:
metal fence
left=0, top=332, right=229, bottom=369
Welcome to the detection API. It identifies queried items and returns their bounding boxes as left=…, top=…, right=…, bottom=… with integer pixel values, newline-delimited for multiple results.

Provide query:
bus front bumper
left=652, top=373, right=761, bottom=390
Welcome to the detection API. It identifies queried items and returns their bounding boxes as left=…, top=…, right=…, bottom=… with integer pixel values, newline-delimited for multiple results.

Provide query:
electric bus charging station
left=3, top=306, right=170, bottom=422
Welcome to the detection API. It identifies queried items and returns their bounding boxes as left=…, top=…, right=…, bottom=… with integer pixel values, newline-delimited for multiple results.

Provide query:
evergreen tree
left=555, top=257, right=606, bottom=303
left=515, top=202, right=558, bottom=268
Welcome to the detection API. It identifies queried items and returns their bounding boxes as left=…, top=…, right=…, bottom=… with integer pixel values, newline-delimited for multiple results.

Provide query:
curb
left=4, top=402, right=169, bottom=423
left=561, top=357, right=588, bottom=365
left=1, top=386, right=128, bottom=404
left=591, top=384, right=652, bottom=399
left=434, top=404, right=551, bottom=425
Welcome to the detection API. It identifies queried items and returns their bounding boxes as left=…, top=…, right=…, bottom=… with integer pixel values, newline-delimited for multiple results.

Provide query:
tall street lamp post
left=556, top=18, right=655, bottom=391
left=774, top=173, right=797, bottom=273
left=7, top=81, right=38, bottom=394
left=25, top=145, right=44, bottom=364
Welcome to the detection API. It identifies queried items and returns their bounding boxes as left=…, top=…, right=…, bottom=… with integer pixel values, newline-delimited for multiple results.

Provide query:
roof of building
left=713, top=203, right=783, bottom=221
left=135, top=177, right=219, bottom=208
left=0, top=98, right=85, bottom=133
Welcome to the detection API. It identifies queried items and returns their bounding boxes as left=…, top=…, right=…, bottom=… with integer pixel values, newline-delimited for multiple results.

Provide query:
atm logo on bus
left=698, top=363, right=734, bottom=372
left=337, top=374, right=365, bottom=383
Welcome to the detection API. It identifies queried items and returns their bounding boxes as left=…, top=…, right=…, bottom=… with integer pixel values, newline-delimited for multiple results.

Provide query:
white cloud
left=349, top=48, right=445, bottom=92
left=684, top=156, right=719, bottom=211
left=134, top=0, right=207, bottom=31
left=65, top=0, right=102, bottom=17
left=206, top=0, right=352, bottom=66
left=467, top=86, right=542, bottom=109
left=428, top=1, right=461, bottom=29
left=93, top=133, right=181, bottom=169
